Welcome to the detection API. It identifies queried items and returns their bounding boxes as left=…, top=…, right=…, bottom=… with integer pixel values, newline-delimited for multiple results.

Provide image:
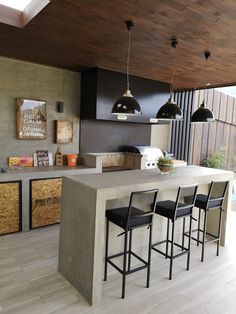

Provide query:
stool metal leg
left=197, top=208, right=201, bottom=246
left=201, top=209, right=208, bottom=262
left=104, top=219, right=109, bottom=281
left=122, top=231, right=128, bottom=298
left=182, top=217, right=185, bottom=251
left=169, top=220, right=175, bottom=280
left=217, top=207, right=223, bottom=256
left=187, top=215, right=193, bottom=270
left=146, top=225, right=152, bottom=288
left=128, top=230, right=132, bottom=272
left=166, top=219, right=170, bottom=258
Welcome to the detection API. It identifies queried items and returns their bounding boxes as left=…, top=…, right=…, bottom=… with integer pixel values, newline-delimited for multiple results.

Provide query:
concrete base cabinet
left=0, top=158, right=101, bottom=233
left=0, top=181, right=21, bottom=235
left=59, top=166, right=234, bottom=305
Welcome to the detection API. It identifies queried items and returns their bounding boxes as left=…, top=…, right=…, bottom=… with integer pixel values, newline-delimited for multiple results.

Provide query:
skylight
left=0, top=0, right=32, bottom=11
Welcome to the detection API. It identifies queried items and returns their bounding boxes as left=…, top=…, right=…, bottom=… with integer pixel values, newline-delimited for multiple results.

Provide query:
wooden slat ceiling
left=0, top=0, right=236, bottom=90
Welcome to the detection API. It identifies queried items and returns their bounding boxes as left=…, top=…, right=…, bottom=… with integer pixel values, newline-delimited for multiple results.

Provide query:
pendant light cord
left=126, top=28, right=131, bottom=91
left=204, top=55, right=208, bottom=101
left=203, top=51, right=210, bottom=103
left=170, top=38, right=177, bottom=97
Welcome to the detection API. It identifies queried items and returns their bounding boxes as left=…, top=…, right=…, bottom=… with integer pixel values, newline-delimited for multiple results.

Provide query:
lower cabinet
left=30, top=178, right=62, bottom=229
left=0, top=181, right=22, bottom=235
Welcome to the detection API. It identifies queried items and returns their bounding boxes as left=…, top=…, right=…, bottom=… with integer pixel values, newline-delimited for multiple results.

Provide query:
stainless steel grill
left=123, top=145, right=163, bottom=169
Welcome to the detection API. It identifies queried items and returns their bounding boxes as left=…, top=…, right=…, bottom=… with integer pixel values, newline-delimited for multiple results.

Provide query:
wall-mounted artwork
left=16, top=98, right=47, bottom=140
left=55, top=120, right=73, bottom=144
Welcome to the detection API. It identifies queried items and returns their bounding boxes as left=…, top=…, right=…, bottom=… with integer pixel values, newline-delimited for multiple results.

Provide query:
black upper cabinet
left=80, top=68, right=170, bottom=123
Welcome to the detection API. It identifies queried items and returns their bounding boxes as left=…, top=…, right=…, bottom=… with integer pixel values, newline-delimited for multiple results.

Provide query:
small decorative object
left=55, top=120, right=73, bottom=144
left=36, top=150, right=49, bottom=166
left=67, top=154, right=77, bottom=167
left=158, top=154, right=173, bottom=175
left=8, top=156, right=33, bottom=167
left=16, top=98, right=47, bottom=139
left=55, top=147, right=63, bottom=166
left=48, top=153, right=53, bottom=166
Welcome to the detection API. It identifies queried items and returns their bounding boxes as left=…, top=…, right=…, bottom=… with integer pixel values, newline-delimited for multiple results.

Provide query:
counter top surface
left=3, top=165, right=93, bottom=175
left=0, top=165, right=99, bottom=181
left=65, top=166, right=234, bottom=190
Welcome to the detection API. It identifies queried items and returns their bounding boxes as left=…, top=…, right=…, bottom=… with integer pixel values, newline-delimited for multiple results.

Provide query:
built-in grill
left=123, top=145, right=164, bottom=169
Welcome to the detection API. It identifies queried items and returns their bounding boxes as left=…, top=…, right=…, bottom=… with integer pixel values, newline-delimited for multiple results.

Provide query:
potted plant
left=158, top=155, right=173, bottom=174
left=202, top=149, right=225, bottom=169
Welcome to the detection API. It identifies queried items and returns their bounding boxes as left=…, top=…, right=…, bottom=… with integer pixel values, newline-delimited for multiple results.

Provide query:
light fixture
left=191, top=51, right=215, bottom=123
left=111, top=21, right=142, bottom=116
left=156, top=38, right=182, bottom=121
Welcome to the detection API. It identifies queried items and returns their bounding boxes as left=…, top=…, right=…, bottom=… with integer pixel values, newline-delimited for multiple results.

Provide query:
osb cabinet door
left=0, top=182, right=21, bottom=235
left=31, top=178, right=62, bottom=229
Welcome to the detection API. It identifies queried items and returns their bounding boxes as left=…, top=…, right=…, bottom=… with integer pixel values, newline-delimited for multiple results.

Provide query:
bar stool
left=189, top=180, right=229, bottom=262
left=104, top=188, right=159, bottom=299
left=152, top=184, right=198, bottom=280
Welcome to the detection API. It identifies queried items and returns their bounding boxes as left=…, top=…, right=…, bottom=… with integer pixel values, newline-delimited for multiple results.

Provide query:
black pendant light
left=156, top=38, right=182, bottom=121
left=111, top=21, right=142, bottom=116
left=191, top=51, right=215, bottom=123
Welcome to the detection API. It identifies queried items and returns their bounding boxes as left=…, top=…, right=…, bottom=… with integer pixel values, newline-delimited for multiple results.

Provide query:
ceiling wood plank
left=0, top=0, right=236, bottom=89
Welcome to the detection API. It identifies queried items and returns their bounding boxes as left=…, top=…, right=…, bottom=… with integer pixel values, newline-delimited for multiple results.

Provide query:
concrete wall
left=0, top=57, right=80, bottom=166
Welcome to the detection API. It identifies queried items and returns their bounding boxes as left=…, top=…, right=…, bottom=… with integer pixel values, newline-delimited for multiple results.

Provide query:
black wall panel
left=80, top=120, right=152, bottom=153
left=81, top=68, right=170, bottom=123
left=170, top=90, right=195, bottom=162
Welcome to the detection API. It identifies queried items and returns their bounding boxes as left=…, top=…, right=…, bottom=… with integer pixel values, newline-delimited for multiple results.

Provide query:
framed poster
left=16, top=98, right=47, bottom=140
left=55, top=120, right=73, bottom=144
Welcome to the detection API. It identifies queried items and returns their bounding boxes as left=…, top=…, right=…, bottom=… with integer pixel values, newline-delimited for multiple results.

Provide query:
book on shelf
left=8, top=156, right=33, bottom=167
left=33, top=153, right=38, bottom=166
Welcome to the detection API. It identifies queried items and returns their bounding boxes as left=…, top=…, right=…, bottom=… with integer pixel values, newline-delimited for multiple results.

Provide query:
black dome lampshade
left=191, top=51, right=215, bottom=123
left=111, top=21, right=142, bottom=116
left=156, top=38, right=183, bottom=122
left=112, top=90, right=141, bottom=115
left=156, top=96, right=182, bottom=120
left=191, top=100, right=215, bottom=123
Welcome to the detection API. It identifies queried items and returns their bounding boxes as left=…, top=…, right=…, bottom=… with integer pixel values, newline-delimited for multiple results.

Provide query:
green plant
left=202, top=150, right=225, bottom=169
left=158, top=155, right=173, bottom=165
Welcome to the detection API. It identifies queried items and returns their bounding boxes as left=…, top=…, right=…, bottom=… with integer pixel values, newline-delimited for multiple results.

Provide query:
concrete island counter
left=58, top=166, right=234, bottom=305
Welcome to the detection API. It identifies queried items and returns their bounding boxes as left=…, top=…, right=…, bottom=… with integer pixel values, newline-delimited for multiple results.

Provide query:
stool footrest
left=184, top=230, right=219, bottom=244
left=152, top=239, right=189, bottom=260
left=106, top=250, right=149, bottom=276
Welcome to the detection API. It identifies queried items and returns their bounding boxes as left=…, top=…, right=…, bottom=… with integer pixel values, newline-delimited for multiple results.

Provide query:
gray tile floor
left=0, top=209, right=236, bottom=314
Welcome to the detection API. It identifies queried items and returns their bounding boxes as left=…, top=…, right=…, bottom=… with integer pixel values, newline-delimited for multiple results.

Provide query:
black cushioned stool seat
left=106, top=207, right=152, bottom=229
left=155, top=201, right=192, bottom=220
left=104, top=189, right=159, bottom=299
left=186, top=180, right=229, bottom=262
left=195, top=194, right=223, bottom=210
left=152, top=184, right=198, bottom=280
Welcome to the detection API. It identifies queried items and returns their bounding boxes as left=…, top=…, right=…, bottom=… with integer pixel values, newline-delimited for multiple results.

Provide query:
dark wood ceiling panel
left=0, top=0, right=236, bottom=89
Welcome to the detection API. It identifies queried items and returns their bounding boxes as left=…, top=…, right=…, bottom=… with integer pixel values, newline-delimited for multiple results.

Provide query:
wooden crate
left=0, top=181, right=21, bottom=235
left=30, top=178, right=62, bottom=229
